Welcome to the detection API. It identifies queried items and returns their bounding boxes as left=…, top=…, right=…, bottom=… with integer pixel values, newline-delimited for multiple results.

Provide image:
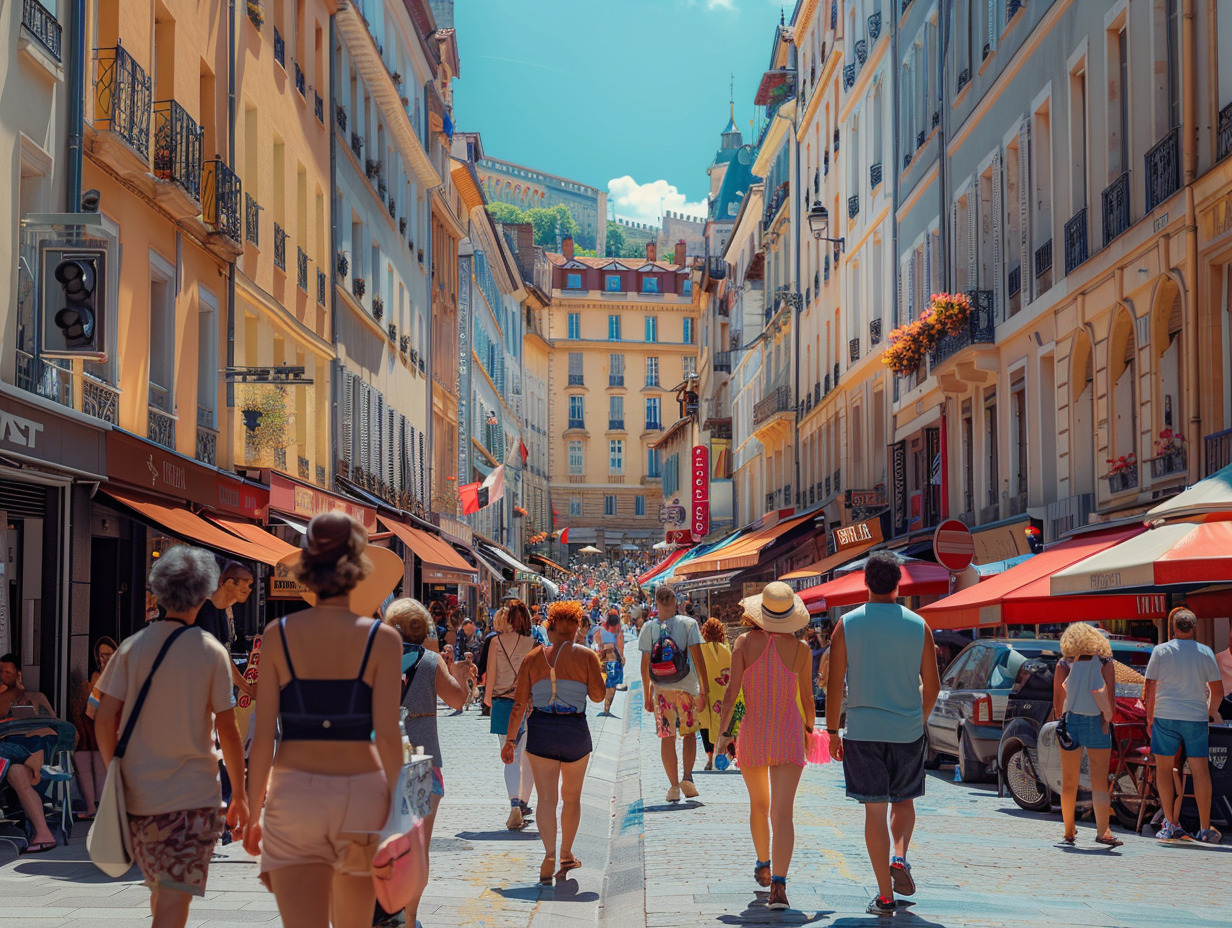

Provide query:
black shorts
left=842, top=735, right=926, bottom=804
left=526, top=710, right=592, bottom=763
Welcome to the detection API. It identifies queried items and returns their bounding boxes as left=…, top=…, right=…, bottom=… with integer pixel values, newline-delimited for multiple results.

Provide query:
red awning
left=918, top=527, right=1145, bottom=631
left=378, top=516, right=478, bottom=585
left=638, top=548, right=690, bottom=585
left=799, top=561, right=953, bottom=610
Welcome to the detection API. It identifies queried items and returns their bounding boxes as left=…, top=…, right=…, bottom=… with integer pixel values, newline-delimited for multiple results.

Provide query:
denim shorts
left=1061, top=712, right=1111, bottom=751
left=842, top=735, right=926, bottom=804
left=1151, top=717, right=1209, bottom=759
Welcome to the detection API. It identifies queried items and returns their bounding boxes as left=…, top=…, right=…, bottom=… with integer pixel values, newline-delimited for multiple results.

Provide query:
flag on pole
left=458, top=465, right=506, bottom=515
left=519, top=439, right=529, bottom=466
left=557, top=527, right=569, bottom=545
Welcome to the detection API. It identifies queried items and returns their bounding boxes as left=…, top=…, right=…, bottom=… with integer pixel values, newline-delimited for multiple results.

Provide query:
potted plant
left=928, top=292, right=972, bottom=336
left=399, top=335, right=410, bottom=354
left=1151, top=429, right=1186, bottom=478
left=337, top=252, right=349, bottom=278
left=391, top=72, right=403, bottom=86
left=387, top=322, right=397, bottom=341
left=247, top=0, right=264, bottom=28
left=372, top=295, right=384, bottom=320
left=352, top=277, right=366, bottom=298
left=238, top=385, right=293, bottom=468
left=1105, top=453, right=1138, bottom=493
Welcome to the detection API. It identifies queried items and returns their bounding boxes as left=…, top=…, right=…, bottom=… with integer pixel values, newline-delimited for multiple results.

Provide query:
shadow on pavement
left=717, top=899, right=832, bottom=926
left=488, top=878, right=598, bottom=904
left=642, top=800, right=704, bottom=813
left=453, top=830, right=542, bottom=842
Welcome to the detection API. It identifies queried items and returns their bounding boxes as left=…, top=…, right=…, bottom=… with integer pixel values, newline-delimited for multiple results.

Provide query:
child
left=451, top=651, right=479, bottom=709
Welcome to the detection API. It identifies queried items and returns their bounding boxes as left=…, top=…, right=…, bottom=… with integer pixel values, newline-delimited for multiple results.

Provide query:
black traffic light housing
left=40, top=245, right=107, bottom=359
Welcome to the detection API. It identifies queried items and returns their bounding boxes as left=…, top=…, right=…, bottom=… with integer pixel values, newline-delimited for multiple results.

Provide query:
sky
left=452, top=0, right=789, bottom=225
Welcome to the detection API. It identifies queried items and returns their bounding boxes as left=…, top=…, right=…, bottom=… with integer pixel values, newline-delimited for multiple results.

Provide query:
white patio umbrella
left=578, top=545, right=602, bottom=555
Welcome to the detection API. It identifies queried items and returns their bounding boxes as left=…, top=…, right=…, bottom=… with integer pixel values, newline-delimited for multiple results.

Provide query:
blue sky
left=452, top=0, right=787, bottom=224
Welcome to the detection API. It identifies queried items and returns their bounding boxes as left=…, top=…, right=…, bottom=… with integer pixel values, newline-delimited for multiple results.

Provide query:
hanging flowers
left=1106, top=453, right=1137, bottom=476
left=879, top=293, right=973, bottom=376
left=928, top=292, right=972, bottom=336
left=1153, top=429, right=1185, bottom=457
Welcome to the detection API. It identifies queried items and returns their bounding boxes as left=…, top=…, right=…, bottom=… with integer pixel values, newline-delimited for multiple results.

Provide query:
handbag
left=371, top=760, right=432, bottom=912
left=490, top=697, right=515, bottom=736
left=88, top=624, right=193, bottom=877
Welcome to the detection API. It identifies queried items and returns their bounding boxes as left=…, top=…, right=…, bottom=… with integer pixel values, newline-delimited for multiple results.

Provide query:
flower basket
left=239, top=385, right=293, bottom=466
left=247, top=0, right=265, bottom=28
left=928, top=292, right=971, bottom=336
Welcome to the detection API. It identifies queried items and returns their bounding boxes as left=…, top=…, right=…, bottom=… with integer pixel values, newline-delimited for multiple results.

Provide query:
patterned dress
left=735, top=634, right=806, bottom=769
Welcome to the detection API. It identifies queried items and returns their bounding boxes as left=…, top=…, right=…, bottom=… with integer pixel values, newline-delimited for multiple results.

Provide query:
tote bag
left=371, top=759, right=432, bottom=912
left=88, top=625, right=193, bottom=878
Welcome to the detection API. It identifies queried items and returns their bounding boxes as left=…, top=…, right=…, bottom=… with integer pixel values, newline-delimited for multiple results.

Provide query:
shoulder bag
left=88, top=624, right=194, bottom=877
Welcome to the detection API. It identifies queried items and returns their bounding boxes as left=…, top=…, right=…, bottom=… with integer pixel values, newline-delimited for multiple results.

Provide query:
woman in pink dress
left=716, top=582, right=814, bottom=912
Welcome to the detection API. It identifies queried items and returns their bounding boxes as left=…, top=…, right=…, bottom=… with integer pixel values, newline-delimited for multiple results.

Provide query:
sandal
left=556, top=855, right=581, bottom=879
left=1095, top=834, right=1123, bottom=849
left=753, top=860, right=771, bottom=887
left=539, top=854, right=556, bottom=884
left=20, top=841, right=56, bottom=855
left=1060, top=835, right=1076, bottom=846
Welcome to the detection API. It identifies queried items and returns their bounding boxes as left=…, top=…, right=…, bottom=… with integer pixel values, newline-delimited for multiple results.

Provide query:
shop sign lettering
left=0, top=411, right=43, bottom=449
left=691, top=445, right=710, bottom=539
left=1087, top=572, right=1122, bottom=591
left=833, top=521, right=873, bottom=549
left=1135, top=594, right=1166, bottom=617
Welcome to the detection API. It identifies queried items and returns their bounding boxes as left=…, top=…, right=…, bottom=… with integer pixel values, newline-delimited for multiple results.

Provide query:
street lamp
left=807, top=203, right=845, bottom=255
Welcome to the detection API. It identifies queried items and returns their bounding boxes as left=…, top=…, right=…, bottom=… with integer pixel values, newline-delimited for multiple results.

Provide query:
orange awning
left=207, top=514, right=302, bottom=563
left=779, top=541, right=877, bottom=581
left=378, top=516, right=478, bottom=584
left=676, top=514, right=815, bottom=576
left=102, top=489, right=285, bottom=566
left=528, top=554, right=573, bottom=576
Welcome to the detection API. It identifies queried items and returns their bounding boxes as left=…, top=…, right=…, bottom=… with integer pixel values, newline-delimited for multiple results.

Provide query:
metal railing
left=1145, top=127, right=1180, bottom=213
left=148, top=407, right=175, bottom=449
left=1064, top=207, right=1088, bottom=274
left=609, top=374, right=624, bottom=387
left=843, top=63, right=855, bottom=90
left=646, top=420, right=662, bottom=432
left=854, top=39, right=868, bottom=65
left=1034, top=239, right=1052, bottom=278
left=202, top=159, right=242, bottom=241
left=1205, top=428, right=1232, bottom=475
left=317, top=269, right=327, bottom=304
left=336, top=103, right=347, bottom=133
left=245, top=193, right=261, bottom=245
left=1148, top=447, right=1187, bottom=481
left=1007, top=265, right=1021, bottom=298
left=297, top=247, right=308, bottom=290
left=868, top=11, right=881, bottom=39
left=869, top=317, right=882, bottom=345
left=706, top=256, right=726, bottom=279
left=294, top=60, right=305, bottom=95
left=930, top=289, right=995, bottom=366
left=273, top=222, right=287, bottom=270
left=1107, top=467, right=1139, bottom=495
left=314, top=91, right=324, bottom=122
left=849, top=337, right=861, bottom=363
left=608, top=419, right=625, bottom=431
left=848, top=194, right=860, bottom=219
left=1102, top=172, right=1131, bottom=246
left=196, top=416, right=218, bottom=466
left=273, top=27, right=285, bottom=67
left=567, top=373, right=584, bottom=386
left=153, top=99, right=202, bottom=200
left=1219, top=103, right=1232, bottom=162
left=22, top=0, right=62, bottom=61
left=567, top=418, right=586, bottom=430
left=753, top=386, right=793, bottom=426
left=94, top=43, right=152, bottom=158
left=870, top=162, right=882, bottom=189
left=713, top=351, right=731, bottom=373
left=83, top=378, right=120, bottom=423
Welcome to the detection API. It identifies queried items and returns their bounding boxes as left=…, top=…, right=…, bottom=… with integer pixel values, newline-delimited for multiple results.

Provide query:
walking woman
left=593, top=609, right=626, bottom=715
left=503, top=601, right=606, bottom=884
left=486, top=599, right=536, bottom=829
left=1053, top=622, right=1122, bottom=848
left=716, top=583, right=814, bottom=911
left=244, top=513, right=404, bottom=928
left=697, top=617, right=733, bottom=771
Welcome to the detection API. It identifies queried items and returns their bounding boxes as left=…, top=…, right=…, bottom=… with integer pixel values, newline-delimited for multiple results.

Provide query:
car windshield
left=990, top=647, right=1056, bottom=689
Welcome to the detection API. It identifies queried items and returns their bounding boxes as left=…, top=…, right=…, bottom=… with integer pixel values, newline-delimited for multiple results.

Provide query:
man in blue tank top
left=826, top=551, right=941, bottom=916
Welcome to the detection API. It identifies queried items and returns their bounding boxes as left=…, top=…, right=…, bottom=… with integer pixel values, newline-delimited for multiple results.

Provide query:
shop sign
left=0, top=392, right=105, bottom=477
left=422, top=566, right=476, bottom=586
left=269, top=472, right=375, bottom=532
left=665, top=529, right=692, bottom=545
left=973, top=519, right=1031, bottom=563
left=269, top=561, right=309, bottom=599
left=1135, top=593, right=1167, bottom=617
left=844, top=488, right=887, bottom=510
left=691, top=445, right=710, bottom=539
left=107, top=430, right=266, bottom=518
left=659, top=501, right=686, bottom=525
left=832, top=517, right=883, bottom=552
left=890, top=441, right=908, bottom=537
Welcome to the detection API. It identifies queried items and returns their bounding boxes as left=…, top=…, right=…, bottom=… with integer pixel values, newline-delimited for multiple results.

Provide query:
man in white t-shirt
left=639, top=585, right=709, bottom=803
left=1145, top=608, right=1225, bottom=843
left=1215, top=627, right=1232, bottom=719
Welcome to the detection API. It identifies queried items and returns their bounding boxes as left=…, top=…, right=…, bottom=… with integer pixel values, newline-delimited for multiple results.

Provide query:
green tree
left=605, top=220, right=626, bottom=257
left=526, top=204, right=580, bottom=248
left=486, top=202, right=529, bottom=225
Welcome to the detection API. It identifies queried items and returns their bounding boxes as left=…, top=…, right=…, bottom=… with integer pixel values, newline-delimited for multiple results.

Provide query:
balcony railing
left=1219, top=103, right=1232, bottom=162
left=870, top=162, right=882, bottom=189
left=336, top=103, right=348, bottom=133
left=273, top=223, right=287, bottom=270
left=94, top=43, right=152, bottom=158
left=646, top=420, right=662, bottom=432
left=1102, top=172, right=1131, bottom=246
left=1148, top=447, right=1187, bottom=481
left=148, top=406, right=175, bottom=450
left=843, top=63, right=855, bottom=90
left=314, top=90, right=324, bottom=123
left=868, top=11, right=881, bottom=39
left=1064, top=207, right=1088, bottom=274
left=608, top=419, right=625, bottom=431
left=1205, top=427, right=1232, bottom=475
left=567, top=418, right=586, bottom=430
left=849, top=337, right=861, bottom=363
left=567, top=373, right=584, bottom=386
left=854, top=39, right=868, bottom=65
left=753, top=386, right=793, bottom=426
left=706, top=256, right=726, bottom=279
left=22, top=0, right=62, bottom=61
left=869, top=317, right=882, bottom=345
left=245, top=193, right=261, bottom=245
left=1007, top=265, right=1021, bottom=298
left=1034, top=239, right=1052, bottom=278
left=713, top=351, right=731, bottom=373
left=1145, top=127, right=1180, bottom=213
left=765, top=492, right=775, bottom=512
left=294, top=60, right=305, bottom=96
left=1107, top=467, right=1139, bottom=495
left=930, top=289, right=995, bottom=366
left=273, top=27, right=285, bottom=67
left=957, top=67, right=971, bottom=92
left=317, top=269, right=327, bottom=304
left=848, top=194, right=859, bottom=220
left=609, top=373, right=624, bottom=387
left=297, top=247, right=308, bottom=290
left=153, top=99, right=202, bottom=201
left=202, top=159, right=242, bottom=241
left=196, top=407, right=217, bottom=465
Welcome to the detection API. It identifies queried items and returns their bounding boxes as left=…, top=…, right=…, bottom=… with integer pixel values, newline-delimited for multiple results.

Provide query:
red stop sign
left=932, top=519, right=975, bottom=573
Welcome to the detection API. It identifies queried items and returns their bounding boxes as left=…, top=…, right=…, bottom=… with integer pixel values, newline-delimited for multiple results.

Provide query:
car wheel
left=958, top=728, right=985, bottom=782
left=1003, top=743, right=1050, bottom=811
left=923, top=731, right=942, bottom=770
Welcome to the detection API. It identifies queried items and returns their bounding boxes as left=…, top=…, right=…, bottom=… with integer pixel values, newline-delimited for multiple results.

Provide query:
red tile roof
left=546, top=253, right=684, bottom=271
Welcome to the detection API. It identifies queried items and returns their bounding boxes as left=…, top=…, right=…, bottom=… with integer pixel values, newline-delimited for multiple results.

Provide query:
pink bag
left=805, top=729, right=832, bottom=765
left=371, top=820, right=428, bottom=914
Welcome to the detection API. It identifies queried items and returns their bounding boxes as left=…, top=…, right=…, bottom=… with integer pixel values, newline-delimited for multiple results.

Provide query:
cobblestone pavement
left=1, top=638, right=1229, bottom=927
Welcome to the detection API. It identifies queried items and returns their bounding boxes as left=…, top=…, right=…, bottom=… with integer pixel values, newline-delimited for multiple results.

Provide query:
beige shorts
left=258, top=768, right=389, bottom=886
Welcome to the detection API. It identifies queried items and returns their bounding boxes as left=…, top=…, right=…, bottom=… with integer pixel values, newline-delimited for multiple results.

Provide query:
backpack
left=649, top=618, right=690, bottom=684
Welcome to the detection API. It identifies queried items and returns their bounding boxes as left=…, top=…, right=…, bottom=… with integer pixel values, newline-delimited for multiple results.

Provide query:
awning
left=102, top=489, right=286, bottom=566
left=1147, top=462, right=1232, bottom=519
left=378, top=516, right=478, bottom=585
left=800, top=560, right=953, bottom=610
left=779, top=541, right=877, bottom=582
left=919, top=528, right=1144, bottom=630
left=207, top=514, right=301, bottom=563
left=477, top=542, right=537, bottom=578
left=527, top=554, right=572, bottom=576
left=638, top=548, right=691, bottom=585
left=670, top=570, right=744, bottom=595
left=1051, top=518, right=1232, bottom=594
left=675, top=514, right=814, bottom=576
left=976, top=553, right=1035, bottom=576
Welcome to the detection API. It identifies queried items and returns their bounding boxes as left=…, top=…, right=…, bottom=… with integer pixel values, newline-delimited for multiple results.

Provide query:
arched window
left=1071, top=334, right=1096, bottom=497
left=1108, top=311, right=1138, bottom=477
left=1152, top=284, right=1184, bottom=473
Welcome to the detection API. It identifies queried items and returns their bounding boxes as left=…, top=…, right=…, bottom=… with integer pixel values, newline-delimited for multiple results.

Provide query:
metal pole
left=66, top=0, right=85, bottom=211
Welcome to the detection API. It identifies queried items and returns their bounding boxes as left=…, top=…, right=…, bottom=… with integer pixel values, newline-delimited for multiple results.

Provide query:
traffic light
left=1024, top=519, right=1044, bottom=555
left=41, top=246, right=107, bottom=359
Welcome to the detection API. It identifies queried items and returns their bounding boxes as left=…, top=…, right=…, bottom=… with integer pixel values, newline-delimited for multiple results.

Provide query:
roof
left=545, top=253, right=684, bottom=271
left=451, top=158, right=484, bottom=211
left=712, top=145, right=759, bottom=221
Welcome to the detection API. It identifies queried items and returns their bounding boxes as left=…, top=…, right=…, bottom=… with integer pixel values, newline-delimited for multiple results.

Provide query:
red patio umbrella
left=799, top=560, right=953, bottom=610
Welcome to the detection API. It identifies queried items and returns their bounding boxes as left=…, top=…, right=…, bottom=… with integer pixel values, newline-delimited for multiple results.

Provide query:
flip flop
left=20, top=841, right=57, bottom=855
left=555, top=855, right=581, bottom=879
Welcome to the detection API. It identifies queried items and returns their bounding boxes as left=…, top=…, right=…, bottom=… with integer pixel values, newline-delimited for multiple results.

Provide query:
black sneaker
left=867, top=894, right=896, bottom=916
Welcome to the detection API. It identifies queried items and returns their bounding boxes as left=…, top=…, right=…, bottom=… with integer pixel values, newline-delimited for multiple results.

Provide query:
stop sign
left=932, top=519, right=975, bottom=573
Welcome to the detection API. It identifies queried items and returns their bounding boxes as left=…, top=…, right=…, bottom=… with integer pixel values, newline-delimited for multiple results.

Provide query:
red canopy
left=799, top=561, right=953, bottom=610
left=638, top=547, right=690, bottom=585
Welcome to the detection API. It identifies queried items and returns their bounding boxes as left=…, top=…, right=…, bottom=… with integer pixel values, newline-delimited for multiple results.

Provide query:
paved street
left=2, top=640, right=1229, bottom=928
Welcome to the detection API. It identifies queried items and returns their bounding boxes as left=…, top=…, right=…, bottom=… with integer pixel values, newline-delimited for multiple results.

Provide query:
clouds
left=707, top=0, right=734, bottom=9
left=607, top=176, right=708, bottom=224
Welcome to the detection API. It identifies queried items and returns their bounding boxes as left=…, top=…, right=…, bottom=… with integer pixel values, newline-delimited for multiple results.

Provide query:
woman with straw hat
left=715, top=582, right=815, bottom=912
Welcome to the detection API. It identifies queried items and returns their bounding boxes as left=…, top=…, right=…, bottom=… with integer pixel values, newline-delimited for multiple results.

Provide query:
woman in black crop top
left=243, top=513, right=403, bottom=928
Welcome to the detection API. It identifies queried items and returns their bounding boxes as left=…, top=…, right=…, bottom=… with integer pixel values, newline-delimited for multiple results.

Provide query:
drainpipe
left=1181, top=0, right=1200, bottom=474
left=889, top=6, right=901, bottom=331
left=937, top=0, right=951, bottom=292
left=792, top=96, right=803, bottom=515
left=225, top=0, right=238, bottom=438
left=328, top=16, right=341, bottom=490
left=66, top=0, right=86, bottom=210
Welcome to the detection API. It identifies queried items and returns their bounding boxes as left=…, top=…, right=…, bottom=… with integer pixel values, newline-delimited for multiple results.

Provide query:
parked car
left=924, top=637, right=1152, bottom=783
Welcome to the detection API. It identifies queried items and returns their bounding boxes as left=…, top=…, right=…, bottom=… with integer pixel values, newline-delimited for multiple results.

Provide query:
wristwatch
left=826, top=728, right=840, bottom=735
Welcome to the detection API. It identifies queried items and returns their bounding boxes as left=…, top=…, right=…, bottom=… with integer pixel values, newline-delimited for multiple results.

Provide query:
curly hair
left=294, top=513, right=372, bottom=598
left=701, top=617, right=727, bottom=643
left=149, top=546, right=220, bottom=613
left=385, top=598, right=431, bottom=644
left=547, top=600, right=584, bottom=633
left=1060, top=622, right=1113, bottom=659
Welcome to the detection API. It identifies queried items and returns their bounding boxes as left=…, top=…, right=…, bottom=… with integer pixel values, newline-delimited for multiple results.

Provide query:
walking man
left=1146, top=607, right=1225, bottom=843
left=826, top=551, right=940, bottom=915
left=640, top=585, right=709, bottom=803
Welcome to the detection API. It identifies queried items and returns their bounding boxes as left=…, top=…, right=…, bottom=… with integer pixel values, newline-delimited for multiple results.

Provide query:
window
left=683, top=278, right=693, bottom=296
left=647, top=447, right=662, bottom=478
left=645, top=396, right=661, bottom=429
left=605, top=274, right=621, bottom=292
left=683, top=319, right=694, bottom=344
left=197, top=288, right=219, bottom=427
left=604, top=495, right=617, bottom=516
left=149, top=253, right=176, bottom=414
left=566, top=272, right=582, bottom=290
left=645, top=315, right=658, bottom=341
left=609, top=440, right=624, bottom=473
left=683, top=356, right=697, bottom=377
left=608, top=314, right=621, bottom=340
left=609, top=395, right=624, bottom=428
left=569, top=497, right=582, bottom=517
left=609, top=353, right=625, bottom=386
left=568, top=351, right=584, bottom=386
left=635, top=495, right=646, bottom=516
left=568, top=395, right=585, bottom=428
left=568, top=313, right=580, bottom=339
left=645, top=356, right=660, bottom=387
left=984, top=388, right=999, bottom=509
left=642, top=276, right=659, bottom=293
left=568, top=440, right=584, bottom=475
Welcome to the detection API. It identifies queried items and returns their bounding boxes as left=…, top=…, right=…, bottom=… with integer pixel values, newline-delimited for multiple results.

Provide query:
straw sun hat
left=740, top=581, right=810, bottom=634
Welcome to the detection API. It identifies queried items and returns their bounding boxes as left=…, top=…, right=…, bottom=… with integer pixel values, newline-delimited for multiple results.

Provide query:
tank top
left=278, top=617, right=379, bottom=741
left=1063, top=657, right=1107, bottom=716
left=401, top=648, right=443, bottom=768
left=842, top=603, right=927, bottom=743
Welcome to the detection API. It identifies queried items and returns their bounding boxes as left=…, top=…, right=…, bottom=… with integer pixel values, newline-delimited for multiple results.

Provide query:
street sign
left=659, top=501, right=686, bottom=524
left=691, top=445, right=710, bottom=539
left=933, top=519, right=975, bottom=573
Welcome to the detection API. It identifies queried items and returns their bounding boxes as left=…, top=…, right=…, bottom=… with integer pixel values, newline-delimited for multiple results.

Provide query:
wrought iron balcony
left=299, top=455, right=311, bottom=480
left=94, top=43, right=152, bottom=158
left=868, top=11, right=881, bottom=39
left=823, top=373, right=831, bottom=395
left=567, top=373, right=584, bottom=386
left=824, top=253, right=830, bottom=282
left=813, top=382, right=821, bottom=404
left=1107, top=467, right=1139, bottom=495
left=314, top=90, right=324, bottom=122
left=932, top=111, right=940, bottom=129
left=196, top=419, right=217, bottom=466
left=1219, top=103, right=1232, bottom=162
left=1008, top=0, right=1024, bottom=17
left=1149, top=446, right=1187, bottom=481
left=916, top=130, right=926, bottom=150
left=336, top=103, right=347, bottom=133
left=957, top=67, right=971, bottom=92
left=1034, top=239, right=1052, bottom=278
left=297, top=247, right=308, bottom=290
left=849, top=337, right=861, bottom=363
left=273, top=223, right=287, bottom=270
left=870, top=162, right=882, bottom=189
left=869, top=317, right=882, bottom=345
left=706, top=256, right=726, bottom=279
left=1064, top=207, right=1088, bottom=273
left=833, top=362, right=840, bottom=386
left=609, top=373, right=624, bottom=387
left=1145, top=127, right=1180, bottom=212
left=152, top=99, right=202, bottom=200
left=567, top=418, right=586, bottom=431
left=1205, top=427, right=1232, bottom=475
left=646, top=420, right=662, bottom=432
left=82, top=378, right=120, bottom=423
left=855, top=39, right=868, bottom=65
left=372, top=296, right=384, bottom=320
left=824, top=150, right=829, bottom=176
left=294, top=61, right=305, bottom=95
left=848, top=194, right=860, bottom=220
left=148, top=406, right=175, bottom=450
left=351, top=132, right=363, bottom=159
left=317, top=269, right=327, bottom=304
left=245, top=193, right=261, bottom=245
left=1102, top=172, right=1130, bottom=246
left=834, top=128, right=840, bottom=152
left=22, top=0, right=62, bottom=61
left=202, top=159, right=241, bottom=241
left=273, top=27, right=285, bottom=67
left=843, top=64, right=855, bottom=90
left=930, top=289, right=995, bottom=366
left=352, top=277, right=365, bottom=298
left=753, top=386, right=793, bottom=426
left=1007, top=265, right=1021, bottom=298
left=713, top=351, right=731, bottom=373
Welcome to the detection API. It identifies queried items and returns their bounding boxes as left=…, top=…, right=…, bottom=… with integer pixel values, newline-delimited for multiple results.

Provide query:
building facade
left=477, top=155, right=606, bottom=254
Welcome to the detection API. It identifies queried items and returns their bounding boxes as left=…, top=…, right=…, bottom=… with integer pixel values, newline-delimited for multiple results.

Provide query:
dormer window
left=566, top=272, right=583, bottom=289
left=642, top=277, right=659, bottom=293
left=606, top=274, right=621, bottom=292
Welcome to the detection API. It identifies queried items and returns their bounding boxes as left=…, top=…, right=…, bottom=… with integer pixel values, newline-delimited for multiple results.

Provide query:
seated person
left=0, top=653, right=56, bottom=720
left=0, top=653, right=60, bottom=853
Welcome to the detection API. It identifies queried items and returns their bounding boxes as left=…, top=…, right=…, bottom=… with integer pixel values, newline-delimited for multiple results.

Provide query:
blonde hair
left=1060, top=622, right=1113, bottom=659
left=493, top=607, right=510, bottom=634
left=385, top=598, right=432, bottom=644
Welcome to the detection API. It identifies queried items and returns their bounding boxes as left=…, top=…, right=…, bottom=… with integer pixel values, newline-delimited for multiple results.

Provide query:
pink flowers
left=879, top=293, right=973, bottom=375
left=1106, top=453, right=1137, bottom=476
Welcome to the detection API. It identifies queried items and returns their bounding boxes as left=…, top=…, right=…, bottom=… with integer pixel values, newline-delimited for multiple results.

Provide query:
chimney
left=674, top=240, right=686, bottom=267
left=563, top=236, right=574, bottom=260
left=646, top=241, right=657, bottom=262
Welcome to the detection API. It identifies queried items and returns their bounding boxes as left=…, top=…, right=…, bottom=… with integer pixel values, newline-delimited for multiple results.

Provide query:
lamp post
left=806, top=203, right=845, bottom=253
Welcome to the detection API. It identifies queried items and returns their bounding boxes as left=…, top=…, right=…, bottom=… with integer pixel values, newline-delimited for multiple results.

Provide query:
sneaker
left=666, top=785, right=681, bottom=803
left=680, top=779, right=699, bottom=799
left=1196, top=827, right=1223, bottom=844
left=867, top=894, right=896, bottom=916
left=1156, top=821, right=1189, bottom=842
left=890, top=856, right=915, bottom=896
